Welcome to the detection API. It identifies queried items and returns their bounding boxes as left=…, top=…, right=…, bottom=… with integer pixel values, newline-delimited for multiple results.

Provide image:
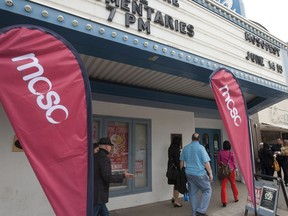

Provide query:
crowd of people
left=167, top=133, right=237, bottom=216
left=93, top=134, right=288, bottom=216
left=258, top=138, right=288, bottom=186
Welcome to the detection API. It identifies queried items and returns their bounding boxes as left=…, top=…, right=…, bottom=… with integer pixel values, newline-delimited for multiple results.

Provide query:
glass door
left=195, top=128, right=221, bottom=176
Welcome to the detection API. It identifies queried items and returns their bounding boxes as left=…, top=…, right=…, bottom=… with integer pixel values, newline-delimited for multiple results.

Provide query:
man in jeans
left=180, top=133, right=213, bottom=216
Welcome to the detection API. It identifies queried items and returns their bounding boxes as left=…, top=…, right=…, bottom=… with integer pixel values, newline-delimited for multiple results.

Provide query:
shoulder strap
left=227, top=151, right=231, bottom=165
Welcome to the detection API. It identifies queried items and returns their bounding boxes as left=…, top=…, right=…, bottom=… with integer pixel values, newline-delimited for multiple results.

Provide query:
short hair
left=192, top=133, right=200, bottom=141
left=223, top=140, right=231, bottom=150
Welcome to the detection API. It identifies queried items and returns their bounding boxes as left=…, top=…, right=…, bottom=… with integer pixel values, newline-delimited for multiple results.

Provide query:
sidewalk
left=110, top=181, right=288, bottom=216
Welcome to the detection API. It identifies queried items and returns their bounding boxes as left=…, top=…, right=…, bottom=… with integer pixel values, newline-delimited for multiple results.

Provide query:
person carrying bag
left=217, top=141, right=239, bottom=207
left=217, top=151, right=231, bottom=181
left=166, top=136, right=183, bottom=207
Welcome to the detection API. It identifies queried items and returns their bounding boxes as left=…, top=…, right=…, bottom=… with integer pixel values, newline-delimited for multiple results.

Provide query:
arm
left=217, top=151, right=221, bottom=165
left=231, top=151, right=239, bottom=176
left=175, top=149, right=181, bottom=170
left=99, top=157, right=112, bottom=184
left=99, top=157, right=133, bottom=184
left=110, top=170, right=134, bottom=183
left=231, top=152, right=237, bottom=170
left=180, top=160, right=184, bottom=169
left=205, top=161, right=213, bottom=181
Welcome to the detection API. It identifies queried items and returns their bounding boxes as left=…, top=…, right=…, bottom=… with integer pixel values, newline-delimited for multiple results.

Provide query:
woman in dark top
left=262, top=143, right=275, bottom=180
left=167, top=136, right=182, bottom=207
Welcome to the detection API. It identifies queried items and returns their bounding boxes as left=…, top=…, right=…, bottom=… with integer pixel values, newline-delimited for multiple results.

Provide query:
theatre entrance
left=195, top=128, right=222, bottom=176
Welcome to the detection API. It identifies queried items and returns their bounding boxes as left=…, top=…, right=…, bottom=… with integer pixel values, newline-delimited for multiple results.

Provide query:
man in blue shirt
left=180, top=133, right=213, bottom=216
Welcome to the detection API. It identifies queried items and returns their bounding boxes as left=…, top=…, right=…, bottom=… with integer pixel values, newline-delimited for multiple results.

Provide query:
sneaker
left=171, top=198, right=175, bottom=203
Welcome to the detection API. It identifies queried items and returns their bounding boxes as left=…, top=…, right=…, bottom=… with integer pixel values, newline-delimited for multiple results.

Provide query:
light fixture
left=24, top=5, right=32, bottom=12
left=57, top=15, right=64, bottom=22
left=86, top=24, right=92, bottom=30
left=5, top=0, right=13, bottom=6
left=72, top=20, right=78, bottom=27
left=42, top=10, right=49, bottom=17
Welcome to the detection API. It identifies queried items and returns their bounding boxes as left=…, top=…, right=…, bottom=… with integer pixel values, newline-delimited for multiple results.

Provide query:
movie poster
left=107, top=122, right=129, bottom=171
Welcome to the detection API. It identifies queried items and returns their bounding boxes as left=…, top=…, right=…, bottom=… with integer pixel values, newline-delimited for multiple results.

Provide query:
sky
left=242, top=0, right=288, bottom=42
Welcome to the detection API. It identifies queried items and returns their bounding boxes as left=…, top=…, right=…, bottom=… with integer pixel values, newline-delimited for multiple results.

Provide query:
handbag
left=166, top=162, right=178, bottom=181
left=176, top=167, right=188, bottom=194
left=217, top=151, right=231, bottom=180
left=273, top=158, right=280, bottom=172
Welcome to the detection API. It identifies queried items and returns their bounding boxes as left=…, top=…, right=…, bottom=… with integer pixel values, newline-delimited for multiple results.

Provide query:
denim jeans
left=94, top=203, right=109, bottom=216
left=186, top=173, right=212, bottom=216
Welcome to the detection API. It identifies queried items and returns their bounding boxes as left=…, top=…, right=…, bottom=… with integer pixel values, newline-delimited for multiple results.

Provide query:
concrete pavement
left=110, top=180, right=288, bottom=216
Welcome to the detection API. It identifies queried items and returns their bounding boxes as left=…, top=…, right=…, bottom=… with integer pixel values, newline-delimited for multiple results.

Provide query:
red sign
left=210, top=68, right=255, bottom=204
left=108, top=124, right=129, bottom=171
left=0, top=25, right=93, bottom=216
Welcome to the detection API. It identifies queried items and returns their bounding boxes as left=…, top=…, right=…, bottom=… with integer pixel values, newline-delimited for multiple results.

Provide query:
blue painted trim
left=90, top=79, right=279, bottom=115
left=90, top=80, right=218, bottom=109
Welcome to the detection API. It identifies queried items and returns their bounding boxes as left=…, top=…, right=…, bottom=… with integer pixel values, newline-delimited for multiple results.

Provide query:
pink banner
left=210, top=68, right=255, bottom=204
left=0, top=25, right=93, bottom=215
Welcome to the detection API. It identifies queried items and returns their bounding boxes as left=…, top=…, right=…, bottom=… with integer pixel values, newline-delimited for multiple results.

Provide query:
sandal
left=174, top=203, right=183, bottom=207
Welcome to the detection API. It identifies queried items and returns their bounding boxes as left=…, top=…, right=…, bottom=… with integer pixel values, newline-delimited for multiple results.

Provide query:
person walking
left=258, top=142, right=265, bottom=175
left=278, top=139, right=288, bottom=186
left=180, top=133, right=213, bottom=216
left=261, top=143, right=275, bottom=180
left=275, top=138, right=285, bottom=179
left=217, top=140, right=238, bottom=207
left=167, top=136, right=183, bottom=207
left=93, top=137, right=134, bottom=216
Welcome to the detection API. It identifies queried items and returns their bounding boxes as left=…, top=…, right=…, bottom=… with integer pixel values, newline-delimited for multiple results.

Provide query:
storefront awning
left=260, top=122, right=288, bottom=132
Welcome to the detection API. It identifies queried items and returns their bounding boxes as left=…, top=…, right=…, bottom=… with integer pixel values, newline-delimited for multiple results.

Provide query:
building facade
left=1, top=0, right=288, bottom=215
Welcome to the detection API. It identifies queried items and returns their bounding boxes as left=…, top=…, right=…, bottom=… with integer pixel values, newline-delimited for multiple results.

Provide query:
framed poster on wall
left=107, top=122, right=129, bottom=171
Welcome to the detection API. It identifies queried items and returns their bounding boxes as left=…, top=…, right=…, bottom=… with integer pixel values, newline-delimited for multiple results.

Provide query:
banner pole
left=249, top=118, right=257, bottom=216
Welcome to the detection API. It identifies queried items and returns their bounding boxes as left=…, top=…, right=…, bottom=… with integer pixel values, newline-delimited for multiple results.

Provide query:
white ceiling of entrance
left=81, top=54, right=255, bottom=103
left=260, top=123, right=288, bottom=132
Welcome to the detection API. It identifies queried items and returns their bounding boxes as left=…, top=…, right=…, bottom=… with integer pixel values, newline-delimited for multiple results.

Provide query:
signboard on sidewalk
left=245, top=180, right=280, bottom=216
left=258, top=186, right=278, bottom=215
left=246, top=186, right=262, bottom=211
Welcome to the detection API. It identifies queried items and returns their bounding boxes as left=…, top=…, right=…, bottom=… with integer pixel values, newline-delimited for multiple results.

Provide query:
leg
left=173, top=186, right=182, bottom=206
left=221, top=177, right=228, bottom=205
left=261, top=164, right=266, bottom=175
left=194, top=174, right=212, bottom=214
left=187, top=174, right=199, bottom=216
left=277, top=159, right=283, bottom=178
left=99, top=204, right=109, bottom=216
left=266, top=167, right=275, bottom=181
left=229, top=170, right=238, bottom=201
left=94, top=204, right=102, bottom=216
left=282, top=160, right=288, bottom=185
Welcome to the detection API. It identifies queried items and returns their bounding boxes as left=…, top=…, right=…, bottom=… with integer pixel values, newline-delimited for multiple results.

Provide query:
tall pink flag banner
left=209, top=68, right=255, bottom=204
left=0, top=25, right=93, bottom=215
